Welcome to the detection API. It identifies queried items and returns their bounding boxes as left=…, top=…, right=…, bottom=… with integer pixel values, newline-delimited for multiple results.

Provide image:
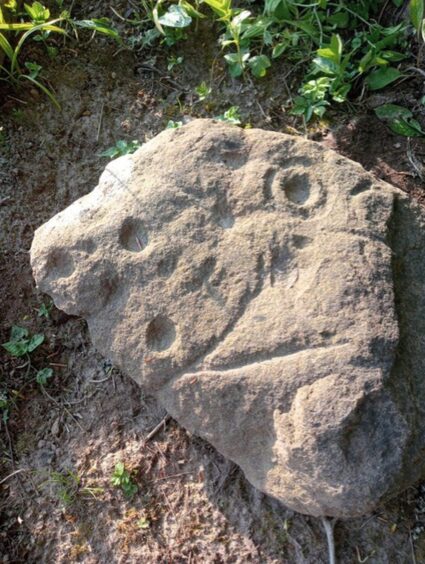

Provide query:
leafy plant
left=167, top=54, right=183, bottom=71
left=37, top=301, right=52, bottom=319
left=2, top=326, right=44, bottom=357
left=111, top=461, right=138, bottom=498
left=195, top=81, right=211, bottom=100
left=0, top=1, right=120, bottom=106
left=36, top=367, right=53, bottom=386
left=100, top=139, right=141, bottom=159
left=375, top=104, right=425, bottom=137
left=215, top=105, right=241, bottom=125
left=166, top=119, right=183, bottom=128
left=50, top=469, right=104, bottom=505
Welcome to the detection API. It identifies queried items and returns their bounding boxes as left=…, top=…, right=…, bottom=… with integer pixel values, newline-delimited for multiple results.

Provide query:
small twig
left=41, top=387, right=84, bottom=431
left=355, top=546, right=371, bottom=563
left=321, top=517, right=337, bottom=564
left=0, top=467, right=27, bottom=486
left=147, top=471, right=192, bottom=485
left=406, top=66, right=425, bottom=78
left=145, top=414, right=171, bottom=442
left=407, top=139, right=425, bottom=181
left=96, top=102, right=105, bottom=143
left=409, top=527, right=417, bottom=564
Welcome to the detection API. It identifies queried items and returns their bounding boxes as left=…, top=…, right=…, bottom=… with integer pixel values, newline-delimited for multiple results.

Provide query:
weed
left=35, top=367, right=53, bottom=386
left=137, top=516, right=150, bottom=529
left=166, top=119, right=183, bottom=128
left=215, top=105, right=241, bottom=125
left=375, top=104, right=425, bottom=137
left=167, top=54, right=183, bottom=71
left=195, top=81, right=211, bottom=101
left=37, top=301, right=52, bottom=319
left=111, top=461, right=138, bottom=498
left=2, top=325, right=44, bottom=357
left=0, top=1, right=120, bottom=106
left=100, top=139, right=141, bottom=159
left=50, top=469, right=104, bottom=506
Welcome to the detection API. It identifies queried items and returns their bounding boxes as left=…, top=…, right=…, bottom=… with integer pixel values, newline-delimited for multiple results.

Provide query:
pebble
left=51, top=419, right=60, bottom=436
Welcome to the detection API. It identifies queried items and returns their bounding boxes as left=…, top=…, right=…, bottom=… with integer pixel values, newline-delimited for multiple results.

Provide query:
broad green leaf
left=75, top=19, right=120, bottom=40
left=158, top=5, right=192, bottom=28
left=11, top=326, right=29, bottom=341
left=2, top=340, right=29, bottom=357
left=202, top=0, right=231, bottom=19
left=36, top=367, right=53, bottom=385
left=317, top=34, right=342, bottom=64
left=327, top=11, right=349, bottom=28
left=409, top=0, right=424, bottom=31
left=367, top=67, right=402, bottom=90
left=27, top=333, right=44, bottom=352
left=387, top=119, right=424, bottom=137
left=375, top=104, right=413, bottom=120
left=179, top=0, right=205, bottom=19
left=375, top=104, right=425, bottom=137
left=248, top=54, right=271, bottom=78
left=272, top=42, right=286, bottom=58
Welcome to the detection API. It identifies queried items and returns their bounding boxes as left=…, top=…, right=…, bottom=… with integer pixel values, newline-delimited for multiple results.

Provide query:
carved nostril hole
left=283, top=172, right=310, bottom=205
left=146, top=315, right=176, bottom=352
left=46, top=249, right=74, bottom=278
left=157, top=255, right=178, bottom=278
left=119, top=218, right=148, bottom=252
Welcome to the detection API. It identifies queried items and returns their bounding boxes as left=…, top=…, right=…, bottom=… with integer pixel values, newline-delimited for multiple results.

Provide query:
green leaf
left=375, top=104, right=425, bottom=137
left=387, top=119, right=424, bottom=137
left=272, top=42, right=286, bottom=59
left=158, top=5, right=192, bottom=28
left=375, top=104, right=412, bottom=120
left=409, top=0, right=424, bottom=31
left=36, top=367, right=53, bottom=385
left=317, top=34, right=342, bottom=65
left=367, top=67, right=402, bottom=90
left=75, top=19, right=120, bottom=41
left=2, top=340, right=29, bottom=357
left=0, top=32, right=14, bottom=61
left=11, top=326, right=29, bottom=341
left=27, top=333, right=44, bottom=352
left=248, top=54, right=271, bottom=78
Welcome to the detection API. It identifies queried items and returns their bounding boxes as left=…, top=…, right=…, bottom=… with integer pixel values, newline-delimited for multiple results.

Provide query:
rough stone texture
left=30, top=119, right=425, bottom=518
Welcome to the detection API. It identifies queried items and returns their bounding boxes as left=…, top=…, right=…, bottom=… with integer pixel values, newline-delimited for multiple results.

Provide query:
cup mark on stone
left=350, top=177, right=373, bottom=197
left=146, top=315, right=176, bottom=352
left=157, top=254, right=178, bottom=278
left=212, top=199, right=234, bottom=229
left=263, top=168, right=277, bottom=202
left=75, top=238, right=97, bottom=254
left=46, top=248, right=75, bottom=279
left=119, top=218, right=148, bottom=252
left=283, top=172, right=311, bottom=205
left=292, top=234, right=313, bottom=249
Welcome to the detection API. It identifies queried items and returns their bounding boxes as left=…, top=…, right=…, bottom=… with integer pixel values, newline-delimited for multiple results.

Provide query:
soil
left=1, top=1, right=425, bottom=562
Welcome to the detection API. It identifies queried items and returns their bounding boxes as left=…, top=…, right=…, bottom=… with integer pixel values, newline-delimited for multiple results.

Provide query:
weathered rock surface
left=30, top=119, right=425, bottom=518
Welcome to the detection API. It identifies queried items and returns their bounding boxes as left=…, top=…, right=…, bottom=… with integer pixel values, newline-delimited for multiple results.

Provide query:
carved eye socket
left=271, top=167, right=323, bottom=212
left=119, top=218, right=148, bottom=252
left=281, top=172, right=311, bottom=205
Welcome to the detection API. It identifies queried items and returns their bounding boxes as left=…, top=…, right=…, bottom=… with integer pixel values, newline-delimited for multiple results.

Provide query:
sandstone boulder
left=30, top=119, right=425, bottom=518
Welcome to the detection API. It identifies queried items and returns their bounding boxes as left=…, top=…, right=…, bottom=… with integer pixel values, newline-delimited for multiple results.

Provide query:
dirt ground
left=2, top=2, right=425, bottom=562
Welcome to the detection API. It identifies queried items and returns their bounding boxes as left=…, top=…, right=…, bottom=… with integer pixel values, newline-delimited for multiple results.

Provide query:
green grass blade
left=21, top=74, right=61, bottom=109
left=0, top=31, right=13, bottom=61
left=11, top=19, right=66, bottom=76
